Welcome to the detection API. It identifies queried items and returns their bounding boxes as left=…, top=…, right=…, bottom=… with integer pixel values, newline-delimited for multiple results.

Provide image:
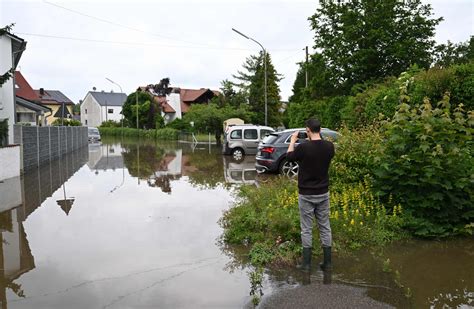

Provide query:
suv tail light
left=261, top=147, right=275, bottom=154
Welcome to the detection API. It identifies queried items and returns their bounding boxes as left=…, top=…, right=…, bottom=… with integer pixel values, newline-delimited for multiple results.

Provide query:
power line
left=43, top=0, right=209, bottom=47
left=275, top=49, right=305, bottom=65
left=16, top=31, right=245, bottom=50
left=17, top=31, right=303, bottom=54
left=42, top=0, right=300, bottom=53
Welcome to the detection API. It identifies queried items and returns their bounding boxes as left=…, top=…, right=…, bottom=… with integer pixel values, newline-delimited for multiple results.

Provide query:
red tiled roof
left=14, top=71, right=40, bottom=102
left=180, top=88, right=209, bottom=102
left=179, top=88, right=218, bottom=113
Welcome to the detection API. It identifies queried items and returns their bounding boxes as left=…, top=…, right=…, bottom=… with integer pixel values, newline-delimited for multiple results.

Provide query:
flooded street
left=1, top=138, right=473, bottom=308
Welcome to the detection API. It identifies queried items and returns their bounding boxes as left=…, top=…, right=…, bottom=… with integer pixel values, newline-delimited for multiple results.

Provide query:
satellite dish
left=93, top=87, right=97, bottom=91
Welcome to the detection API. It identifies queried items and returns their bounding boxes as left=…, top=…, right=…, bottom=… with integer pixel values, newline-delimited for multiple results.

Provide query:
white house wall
left=164, top=93, right=181, bottom=124
left=0, top=176, right=22, bottom=212
left=80, top=93, right=102, bottom=127
left=101, top=105, right=122, bottom=123
left=0, top=36, right=15, bottom=144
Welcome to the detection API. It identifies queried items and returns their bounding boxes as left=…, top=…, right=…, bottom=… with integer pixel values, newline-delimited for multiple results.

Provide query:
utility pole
left=136, top=88, right=140, bottom=130
left=305, top=46, right=309, bottom=88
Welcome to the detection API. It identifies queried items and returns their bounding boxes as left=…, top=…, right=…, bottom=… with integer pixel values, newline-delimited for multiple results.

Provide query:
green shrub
left=99, top=127, right=178, bottom=140
left=52, top=119, right=82, bottom=126
left=166, top=118, right=192, bottom=131
left=451, top=61, right=474, bottom=111
left=409, top=67, right=456, bottom=107
left=330, top=125, right=383, bottom=188
left=373, top=85, right=474, bottom=237
left=100, top=120, right=121, bottom=127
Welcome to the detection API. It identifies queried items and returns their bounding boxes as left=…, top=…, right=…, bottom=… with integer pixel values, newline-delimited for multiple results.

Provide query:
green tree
left=233, top=51, right=282, bottom=126
left=220, top=79, right=248, bottom=108
left=289, top=53, right=337, bottom=103
left=309, top=0, right=442, bottom=93
left=183, top=103, right=254, bottom=144
left=434, top=36, right=474, bottom=68
left=122, top=91, right=161, bottom=129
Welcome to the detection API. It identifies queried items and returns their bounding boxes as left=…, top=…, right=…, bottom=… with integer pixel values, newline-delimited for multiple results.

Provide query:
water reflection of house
left=0, top=206, right=35, bottom=304
left=87, top=143, right=124, bottom=172
left=147, top=149, right=183, bottom=193
left=0, top=177, right=34, bottom=305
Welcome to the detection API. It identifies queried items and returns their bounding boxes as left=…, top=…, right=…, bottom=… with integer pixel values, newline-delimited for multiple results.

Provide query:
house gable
left=178, top=88, right=218, bottom=113
left=80, top=92, right=103, bottom=127
left=14, top=71, right=39, bottom=102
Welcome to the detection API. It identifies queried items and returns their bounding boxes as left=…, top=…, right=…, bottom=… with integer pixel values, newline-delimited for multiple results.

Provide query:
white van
left=88, top=127, right=101, bottom=142
left=222, top=124, right=274, bottom=161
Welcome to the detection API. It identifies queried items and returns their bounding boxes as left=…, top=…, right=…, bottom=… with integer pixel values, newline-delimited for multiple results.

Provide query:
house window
left=85, top=119, right=88, bottom=125
left=108, top=109, right=113, bottom=113
left=85, top=109, right=87, bottom=114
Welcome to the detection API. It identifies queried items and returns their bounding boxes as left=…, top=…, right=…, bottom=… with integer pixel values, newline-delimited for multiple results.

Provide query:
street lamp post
left=105, top=77, right=124, bottom=130
left=232, top=28, right=268, bottom=126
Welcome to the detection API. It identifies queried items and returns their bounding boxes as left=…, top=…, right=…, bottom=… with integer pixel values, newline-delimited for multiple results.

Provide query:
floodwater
left=0, top=138, right=472, bottom=308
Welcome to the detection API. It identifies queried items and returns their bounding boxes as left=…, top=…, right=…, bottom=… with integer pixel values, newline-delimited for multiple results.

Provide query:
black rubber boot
left=323, top=269, right=332, bottom=285
left=296, top=247, right=312, bottom=272
left=319, top=246, right=332, bottom=271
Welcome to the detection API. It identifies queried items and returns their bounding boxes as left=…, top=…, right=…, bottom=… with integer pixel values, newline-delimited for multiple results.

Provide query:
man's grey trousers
left=298, top=192, right=332, bottom=248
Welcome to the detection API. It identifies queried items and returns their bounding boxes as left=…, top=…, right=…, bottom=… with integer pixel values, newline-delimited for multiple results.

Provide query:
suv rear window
left=260, top=129, right=273, bottom=140
left=262, top=134, right=279, bottom=144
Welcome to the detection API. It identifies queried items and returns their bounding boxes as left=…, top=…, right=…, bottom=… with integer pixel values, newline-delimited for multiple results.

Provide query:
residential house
left=147, top=87, right=218, bottom=124
left=0, top=31, right=26, bottom=144
left=80, top=91, right=127, bottom=127
left=14, top=71, right=50, bottom=126
left=35, top=88, right=75, bottom=125
left=16, top=96, right=50, bottom=126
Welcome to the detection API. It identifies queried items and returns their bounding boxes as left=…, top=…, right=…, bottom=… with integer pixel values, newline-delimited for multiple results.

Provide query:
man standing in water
left=286, top=118, right=335, bottom=272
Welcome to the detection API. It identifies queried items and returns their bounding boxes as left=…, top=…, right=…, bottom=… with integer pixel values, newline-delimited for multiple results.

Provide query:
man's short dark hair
left=305, top=118, right=321, bottom=133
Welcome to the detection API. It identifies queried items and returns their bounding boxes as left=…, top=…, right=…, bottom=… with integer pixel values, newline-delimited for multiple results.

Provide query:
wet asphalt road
left=259, top=282, right=393, bottom=309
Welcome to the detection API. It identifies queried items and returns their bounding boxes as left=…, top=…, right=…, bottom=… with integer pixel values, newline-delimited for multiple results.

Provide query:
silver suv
left=222, top=125, right=274, bottom=161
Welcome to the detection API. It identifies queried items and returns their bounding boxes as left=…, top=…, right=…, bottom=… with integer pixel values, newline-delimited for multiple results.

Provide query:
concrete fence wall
left=13, top=126, right=88, bottom=171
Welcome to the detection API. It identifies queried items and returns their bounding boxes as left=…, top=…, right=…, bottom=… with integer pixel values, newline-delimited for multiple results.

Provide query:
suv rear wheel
left=231, top=148, right=244, bottom=161
left=279, top=158, right=299, bottom=177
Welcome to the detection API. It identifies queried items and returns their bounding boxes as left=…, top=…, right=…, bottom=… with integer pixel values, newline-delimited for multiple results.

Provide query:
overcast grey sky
left=1, top=0, right=473, bottom=103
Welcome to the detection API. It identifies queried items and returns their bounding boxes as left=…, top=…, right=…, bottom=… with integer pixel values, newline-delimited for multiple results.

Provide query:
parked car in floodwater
left=255, top=128, right=340, bottom=176
left=222, top=124, right=274, bottom=161
left=88, top=127, right=101, bottom=142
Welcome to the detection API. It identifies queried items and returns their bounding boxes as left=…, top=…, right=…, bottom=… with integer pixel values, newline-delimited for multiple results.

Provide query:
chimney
left=39, top=88, right=44, bottom=95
